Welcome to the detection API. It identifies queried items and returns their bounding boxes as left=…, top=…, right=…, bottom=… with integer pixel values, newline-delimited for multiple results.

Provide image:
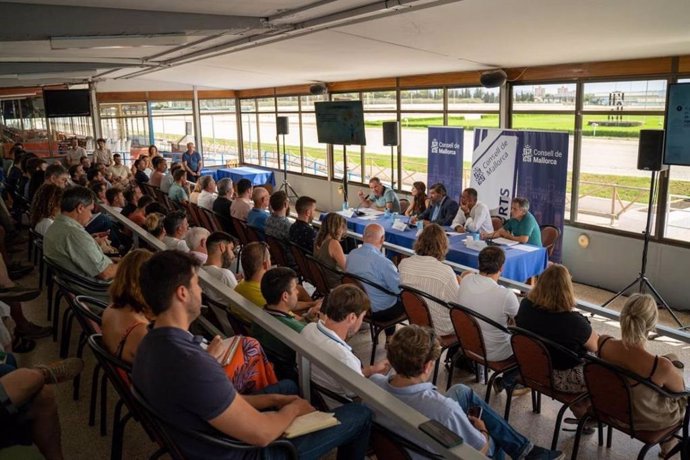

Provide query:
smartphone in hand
left=468, top=406, right=483, bottom=419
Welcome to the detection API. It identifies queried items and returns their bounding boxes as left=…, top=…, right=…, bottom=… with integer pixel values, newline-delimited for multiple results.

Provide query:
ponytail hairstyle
left=620, top=293, right=658, bottom=348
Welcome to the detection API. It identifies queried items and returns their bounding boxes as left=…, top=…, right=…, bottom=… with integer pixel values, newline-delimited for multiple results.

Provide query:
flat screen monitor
left=664, top=83, right=690, bottom=166
left=43, top=89, right=91, bottom=118
left=315, top=101, right=366, bottom=145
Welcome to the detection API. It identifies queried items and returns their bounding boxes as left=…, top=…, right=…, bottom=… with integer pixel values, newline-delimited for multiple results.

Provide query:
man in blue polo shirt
left=132, top=250, right=372, bottom=460
left=482, top=197, right=542, bottom=246
left=345, top=223, right=403, bottom=338
left=182, top=142, right=202, bottom=182
left=357, top=177, right=400, bottom=213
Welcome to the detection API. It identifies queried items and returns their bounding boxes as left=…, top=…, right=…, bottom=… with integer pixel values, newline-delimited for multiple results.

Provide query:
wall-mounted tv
left=43, top=89, right=91, bottom=118
left=315, top=101, right=366, bottom=145
left=664, top=83, right=690, bottom=166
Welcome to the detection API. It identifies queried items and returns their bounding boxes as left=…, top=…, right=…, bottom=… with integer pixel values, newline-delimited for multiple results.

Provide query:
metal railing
left=99, top=203, right=482, bottom=460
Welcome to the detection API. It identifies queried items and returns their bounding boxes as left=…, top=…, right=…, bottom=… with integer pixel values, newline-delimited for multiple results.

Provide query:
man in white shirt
left=230, top=178, right=253, bottom=221
left=452, top=187, right=493, bottom=234
left=456, top=246, right=524, bottom=394
left=184, top=227, right=210, bottom=264
left=202, top=232, right=239, bottom=296
left=65, top=138, right=87, bottom=167
left=108, top=154, right=132, bottom=184
left=93, top=138, right=113, bottom=166
left=300, top=284, right=390, bottom=397
left=197, top=175, right=218, bottom=210
left=162, top=210, right=190, bottom=252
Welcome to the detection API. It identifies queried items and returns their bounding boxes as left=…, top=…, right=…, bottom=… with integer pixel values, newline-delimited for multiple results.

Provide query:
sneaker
left=15, top=321, right=52, bottom=339
left=525, top=445, right=564, bottom=460
left=492, top=376, right=505, bottom=394
left=34, top=358, right=84, bottom=384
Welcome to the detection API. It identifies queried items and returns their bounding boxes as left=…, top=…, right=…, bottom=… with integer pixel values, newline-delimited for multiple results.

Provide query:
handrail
left=310, top=216, right=690, bottom=344
left=99, top=204, right=481, bottom=460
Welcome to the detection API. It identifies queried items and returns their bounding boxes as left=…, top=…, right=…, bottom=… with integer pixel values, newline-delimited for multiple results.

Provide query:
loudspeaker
left=309, top=83, right=328, bottom=95
left=480, top=69, right=507, bottom=88
left=637, top=129, right=666, bottom=171
left=276, top=116, right=289, bottom=135
left=382, top=121, right=399, bottom=146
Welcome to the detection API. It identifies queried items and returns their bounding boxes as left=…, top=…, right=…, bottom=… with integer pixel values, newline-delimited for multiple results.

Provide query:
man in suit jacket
left=411, top=183, right=459, bottom=227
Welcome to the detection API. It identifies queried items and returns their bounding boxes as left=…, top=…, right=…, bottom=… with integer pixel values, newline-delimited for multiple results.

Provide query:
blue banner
left=427, top=127, right=464, bottom=201
left=515, top=131, right=569, bottom=262
left=474, top=129, right=569, bottom=262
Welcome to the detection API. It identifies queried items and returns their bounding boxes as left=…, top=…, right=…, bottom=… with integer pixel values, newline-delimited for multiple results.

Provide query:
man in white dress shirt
left=451, top=187, right=493, bottom=234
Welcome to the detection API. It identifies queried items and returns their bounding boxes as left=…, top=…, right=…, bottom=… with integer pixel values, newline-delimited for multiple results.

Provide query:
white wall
left=284, top=170, right=690, bottom=311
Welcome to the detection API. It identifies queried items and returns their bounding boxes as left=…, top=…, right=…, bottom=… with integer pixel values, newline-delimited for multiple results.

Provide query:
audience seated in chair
left=105, top=187, right=125, bottom=213
left=197, top=175, right=218, bottom=211
left=159, top=162, right=181, bottom=194
left=168, top=169, right=189, bottom=204
left=247, top=187, right=270, bottom=237
left=515, top=264, right=598, bottom=417
left=345, top=223, right=404, bottom=339
left=148, top=156, right=167, bottom=188
left=251, top=267, right=309, bottom=381
left=132, top=250, right=372, bottom=459
left=314, top=213, right=347, bottom=289
left=456, top=246, right=521, bottom=392
left=288, top=195, right=317, bottom=253
left=30, top=184, right=63, bottom=237
left=201, top=232, right=240, bottom=304
left=230, top=178, right=253, bottom=221
left=162, top=210, right=190, bottom=252
left=398, top=223, right=459, bottom=336
left=185, top=227, right=210, bottom=264
left=121, top=184, right=143, bottom=218
left=597, top=293, right=686, bottom=456
left=212, top=178, right=234, bottom=223
left=265, top=190, right=291, bottom=242
left=301, top=284, right=390, bottom=399
left=44, top=186, right=118, bottom=281
left=370, top=325, right=563, bottom=460
left=104, top=249, right=277, bottom=394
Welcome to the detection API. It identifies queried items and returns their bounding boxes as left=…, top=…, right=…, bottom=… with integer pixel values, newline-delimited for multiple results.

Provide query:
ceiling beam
left=0, top=2, right=268, bottom=41
left=0, top=62, right=138, bottom=75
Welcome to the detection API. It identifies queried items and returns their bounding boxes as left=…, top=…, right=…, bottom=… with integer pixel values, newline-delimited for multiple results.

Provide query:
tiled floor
left=10, top=245, right=690, bottom=460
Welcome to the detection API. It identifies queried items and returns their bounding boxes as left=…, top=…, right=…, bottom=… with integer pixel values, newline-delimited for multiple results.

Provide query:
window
left=99, top=102, right=149, bottom=161
left=149, top=100, right=194, bottom=154
left=574, top=80, right=666, bottom=233
left=199, top=99, right=238, bottom=167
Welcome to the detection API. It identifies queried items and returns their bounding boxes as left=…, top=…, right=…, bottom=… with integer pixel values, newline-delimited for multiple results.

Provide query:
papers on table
left=359, top=208, right=384, bottom=216
left=358, top=215, right=380, bottom=221
left=490, top=237, right=520, bottom=246
left=510, top=244, right=542, bottom=252
left=464, top=239, right=488, bottom=251
left=337, top=209, right=355, bottom=218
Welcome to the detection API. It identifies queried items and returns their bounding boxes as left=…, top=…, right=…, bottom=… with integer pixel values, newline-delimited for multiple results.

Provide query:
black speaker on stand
left=382, top=121, right=399, bottom=190
left=601, top=129, right=685, bottom=329
left=276, top=116, right=299, bottom=201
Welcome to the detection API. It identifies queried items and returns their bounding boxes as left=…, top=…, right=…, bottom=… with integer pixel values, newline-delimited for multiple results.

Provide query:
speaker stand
left=389, top=145, right=395, bottom=190
left=278, top=133, right=299, bottom=201
left=341, top=144, right=349, bottom=205
left=600, top=170, right=688, bottom=330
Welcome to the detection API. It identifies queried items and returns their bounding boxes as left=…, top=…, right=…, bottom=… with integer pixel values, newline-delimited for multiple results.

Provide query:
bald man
left=345, top=223, right=404, bottom=338
left=246, top=186, right=270, bottom=235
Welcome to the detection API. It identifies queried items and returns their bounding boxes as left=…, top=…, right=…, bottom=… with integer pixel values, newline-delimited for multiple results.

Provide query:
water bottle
left=384, top=208, right=391, bottom=219
left=342, top=201, right=348, bottom=211
left=416, top=220, right=424, bottom=231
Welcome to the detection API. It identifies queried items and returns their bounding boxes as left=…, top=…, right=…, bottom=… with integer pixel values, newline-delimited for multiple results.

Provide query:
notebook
left=283, top=411, right=340, bottom=439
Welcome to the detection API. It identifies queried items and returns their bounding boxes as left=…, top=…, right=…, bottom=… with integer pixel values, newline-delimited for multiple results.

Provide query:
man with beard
left=201, top=232, right=241, bottom=304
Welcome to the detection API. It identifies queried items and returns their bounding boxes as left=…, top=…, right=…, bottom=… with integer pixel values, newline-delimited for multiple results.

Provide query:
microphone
left=354, top=200, right=365, bottom=217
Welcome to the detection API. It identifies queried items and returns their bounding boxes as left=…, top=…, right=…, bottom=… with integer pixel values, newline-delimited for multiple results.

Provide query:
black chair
left=29, top=229, right=46, bottom=294
left=70, top=295, right=106, bottom=426
left=43, top=256, right=110, bottom=355
left=130, top=385, right=298, bottom=460
left=202, top=294, right=251, bottom=337
left=371, top=423, right=445, bottom=460
left=341, top=272, right=407, bottom=365
left=572, top=355, right=690, bottom=460
left=265, top=234, right=290, bottom=267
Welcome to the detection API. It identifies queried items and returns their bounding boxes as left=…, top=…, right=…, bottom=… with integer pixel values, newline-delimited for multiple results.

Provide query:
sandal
left=11, top=336, right=36, bottom=353
left=34, top=358, right=84, bottom=384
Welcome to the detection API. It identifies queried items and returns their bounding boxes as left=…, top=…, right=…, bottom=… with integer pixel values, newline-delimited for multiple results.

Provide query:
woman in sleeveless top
left=405, top=181, right=429, bottom=217
left=597, top=294, right=686, bottom=454
left=314, top=213, right=347, bottom=289
left=102, top=249, right=278, bottom=394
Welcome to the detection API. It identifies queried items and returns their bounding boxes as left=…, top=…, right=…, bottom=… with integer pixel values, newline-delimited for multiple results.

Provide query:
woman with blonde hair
left=314, top=212, right=347, bottom=289
left=597, top=293, right=686, bottom=450
left=398, top=224, right=459, bottom=336
left=102, top=248, right=278, bottom=393
left=144, top=212, right=166, bottom=241
left=516, top=264, right=598, bottom=394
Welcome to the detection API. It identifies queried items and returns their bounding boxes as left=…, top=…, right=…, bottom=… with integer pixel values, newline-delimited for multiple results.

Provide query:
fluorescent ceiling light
left=51, top=34, right=188, bottom=50
left=17, top=71, right=95, bottom=80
